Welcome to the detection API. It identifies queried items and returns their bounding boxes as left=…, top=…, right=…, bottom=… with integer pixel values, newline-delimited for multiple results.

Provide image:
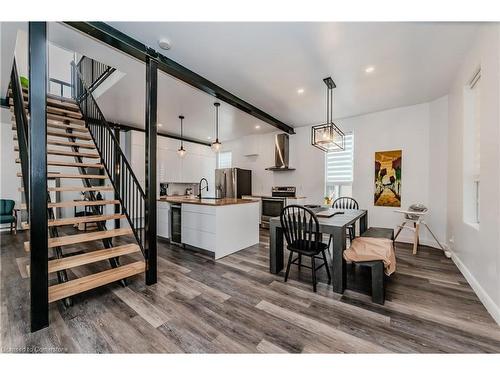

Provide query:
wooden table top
left=270, top=208, right=367, bottom=228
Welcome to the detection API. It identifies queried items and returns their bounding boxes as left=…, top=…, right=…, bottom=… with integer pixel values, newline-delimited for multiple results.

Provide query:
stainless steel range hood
left=265, top=133, right=296, bottom=171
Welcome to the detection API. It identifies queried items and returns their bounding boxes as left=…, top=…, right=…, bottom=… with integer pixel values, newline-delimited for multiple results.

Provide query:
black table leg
left=332, top=226, right=346, bottom=293
left=270, top=223, right=284, bottom=274
left=359, top=211, right=368, bottom=235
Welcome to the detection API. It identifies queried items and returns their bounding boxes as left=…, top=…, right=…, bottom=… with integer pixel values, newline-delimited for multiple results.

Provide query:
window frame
left=217, top=151, right=232, bottom=169
left=324, top=132, right=354, bottom=199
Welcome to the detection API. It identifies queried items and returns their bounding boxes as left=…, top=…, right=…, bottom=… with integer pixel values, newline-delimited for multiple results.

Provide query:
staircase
left=10, top=70, right=145, bottom=305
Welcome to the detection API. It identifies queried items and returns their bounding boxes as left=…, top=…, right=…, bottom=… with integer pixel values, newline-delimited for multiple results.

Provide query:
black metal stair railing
left=10, top=59, right=29, bottom=206
left=72, top=61, right=147, bottom=257
left=73, top=56, right=115, bottom=99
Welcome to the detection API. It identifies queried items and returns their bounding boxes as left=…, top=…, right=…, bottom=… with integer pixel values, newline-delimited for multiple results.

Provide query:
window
left=217, top=151, right=232, bottom=169
left=325, top=133, right=354, bottom=199
left=463, top=69, right=480, bottom=226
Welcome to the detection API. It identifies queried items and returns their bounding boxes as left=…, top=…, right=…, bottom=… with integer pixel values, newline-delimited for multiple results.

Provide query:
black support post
left=144, top=55, right=157, bottom=285
left=29, top=22, right=49, bottom=332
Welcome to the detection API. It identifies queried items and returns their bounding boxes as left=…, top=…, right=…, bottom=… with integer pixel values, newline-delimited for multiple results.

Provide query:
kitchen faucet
left=198, top=178, right=209, bottom=199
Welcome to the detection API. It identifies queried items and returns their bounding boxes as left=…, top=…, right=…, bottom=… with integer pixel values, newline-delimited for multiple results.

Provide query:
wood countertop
left=158, top=196, right=259, bottom=206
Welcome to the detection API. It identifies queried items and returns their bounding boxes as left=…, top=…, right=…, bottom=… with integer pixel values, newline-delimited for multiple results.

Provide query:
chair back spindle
left=332, top=197, right=359, bottom=210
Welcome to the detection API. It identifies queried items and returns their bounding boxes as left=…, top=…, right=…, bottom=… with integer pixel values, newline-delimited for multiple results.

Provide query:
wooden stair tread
left=9, top=89, right=79, bottom=109
left=46, top=94, right=77, bottom=105
left=24, top=228, right=133, bottom=251
left=43, top=139, right=95, bottom=149
left=14, top=147, right=99, bottom=158
left=12, top=101, right=82, bottom=118
left=14, top=136, right=95, bottom=149
left=11, top=113, right=87, bottom=131
left=48, top=261, right=145, bottom=303
left=9, top=101, right=83, bottom=121
left=19, top=185, right=113, bottom=193
left=48, top=244, right=141, bottom=273
left=16, top=159, right=103, bottom=169
left=12, top=124, right=92, bottom=141
left=47, top=199, right=119, bottom=208
left=44, top=129, right=92, bottom=140
left=12, top=122, right=89, bottom=134
left=17, top=172, right=106, bottom=180
left=21, top=213, right=125, bottom=229
left=46, top=112, right=85, bottom=125
left=20, top=199, right=118, bottom=210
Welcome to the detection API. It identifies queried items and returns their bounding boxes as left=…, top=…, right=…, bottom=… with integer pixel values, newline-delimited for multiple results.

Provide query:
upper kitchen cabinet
left=128, top=130, right=215, bottom=186
left=158, top=149, right=182, bottom=182
left=180, top=143, right=216, bottom=186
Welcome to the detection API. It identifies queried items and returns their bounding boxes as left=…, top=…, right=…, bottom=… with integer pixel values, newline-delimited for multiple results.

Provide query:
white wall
left=446, top=24, right=500, bottom=323
left=225, top=100, right=449, bottom=247
left=223, top=126, right=324, bottom=202
left=48, top=43, right=74, bottom=84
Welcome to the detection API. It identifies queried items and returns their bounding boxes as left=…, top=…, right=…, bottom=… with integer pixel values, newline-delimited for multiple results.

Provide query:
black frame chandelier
left=311, top=76, right=345, bottom=152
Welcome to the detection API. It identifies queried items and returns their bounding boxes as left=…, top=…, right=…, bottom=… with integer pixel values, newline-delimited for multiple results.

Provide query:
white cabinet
left=180, top=202, right=259, bottom=259
left=181, top=152, right=203, bottom=183
left=242, top=195, right=262, bottom=224
left=157, top=201, right=170, bottom=239
left=129, top=130, right=215, bottom=186
left=181, top=204, right=216, bottom=252
left=159, top=149, right=181, bottom=183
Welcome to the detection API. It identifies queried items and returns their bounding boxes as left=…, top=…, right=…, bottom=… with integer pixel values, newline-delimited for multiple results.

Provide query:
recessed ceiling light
left=255, top=125, right=261, bottom=129
left=157, top=123, right=163, bottom=127
left=207, top=136, right=212, bottom=140
left=297, top=88, right=305, bottom=95
left=365, top=66, right=375, bottom=74
left=158, top=39, right=171, bottom=50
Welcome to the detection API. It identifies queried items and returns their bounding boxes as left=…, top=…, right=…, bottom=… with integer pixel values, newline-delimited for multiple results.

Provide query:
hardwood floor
left=1, top=228, right=500, bottom=353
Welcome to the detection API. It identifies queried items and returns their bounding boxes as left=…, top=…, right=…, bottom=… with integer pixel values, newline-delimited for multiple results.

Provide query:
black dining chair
left=280, top=205, right=331, bottom=292
left=327, top=197, right=359, bottom=250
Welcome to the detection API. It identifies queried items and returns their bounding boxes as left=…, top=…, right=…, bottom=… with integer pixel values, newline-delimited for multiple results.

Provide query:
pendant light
left=211, top=102, right=222, bottom=152
left=311, top=76, right=345, bottom=152
left=177, top=115, right=186, bottom=158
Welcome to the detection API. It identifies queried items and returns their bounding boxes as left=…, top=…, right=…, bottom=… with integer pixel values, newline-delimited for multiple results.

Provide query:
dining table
left=269, top=208, right=368, bottom=294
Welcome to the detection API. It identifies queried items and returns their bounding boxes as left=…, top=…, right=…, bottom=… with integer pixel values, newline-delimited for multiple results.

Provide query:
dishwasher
left=170, top=203, right=182, bottom=245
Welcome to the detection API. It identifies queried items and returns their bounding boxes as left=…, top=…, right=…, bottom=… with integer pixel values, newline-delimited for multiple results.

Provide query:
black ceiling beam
left=105, top=120, right=212, bottom=147
left=63, top=22, right=295, bottom=135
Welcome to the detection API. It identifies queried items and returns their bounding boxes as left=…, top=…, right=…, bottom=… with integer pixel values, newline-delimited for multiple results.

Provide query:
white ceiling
left=109, top=22, right=479, bottom=125
left=5, top=22, right=480, bottom=143
left=48, top=22, right=276, bottom=143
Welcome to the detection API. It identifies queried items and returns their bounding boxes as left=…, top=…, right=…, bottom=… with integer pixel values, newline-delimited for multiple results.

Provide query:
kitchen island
left=157, top=196, right=259, bottom=259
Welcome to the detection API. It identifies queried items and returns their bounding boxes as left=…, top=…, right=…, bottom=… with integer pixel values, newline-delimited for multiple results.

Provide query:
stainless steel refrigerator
left=215, top=168, right=252, bottom=199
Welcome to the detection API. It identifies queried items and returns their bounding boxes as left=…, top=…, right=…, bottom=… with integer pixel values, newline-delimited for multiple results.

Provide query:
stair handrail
left=10, top=57, right=30, bottom=208
left=74, top=56, right=115, bottom=100
left=71, top=61, right=147, bottom=257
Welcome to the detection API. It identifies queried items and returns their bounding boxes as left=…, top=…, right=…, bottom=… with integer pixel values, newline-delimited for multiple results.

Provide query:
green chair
left=0, top=199, right=18, bottom=234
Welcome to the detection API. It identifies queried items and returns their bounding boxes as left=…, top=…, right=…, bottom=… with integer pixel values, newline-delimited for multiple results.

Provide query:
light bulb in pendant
left=211, top=139, right=221, bottom=153
left=177, top=146, right=186, bottom=158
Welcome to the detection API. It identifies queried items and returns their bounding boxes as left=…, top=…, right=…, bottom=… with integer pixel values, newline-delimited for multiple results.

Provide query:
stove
left=261, top=186, right=296, bottom=228
left=271, top=186, right=296, bottom=198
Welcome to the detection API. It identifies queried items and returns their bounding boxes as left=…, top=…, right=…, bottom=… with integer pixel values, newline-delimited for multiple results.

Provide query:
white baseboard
left=449, top=250, right=500, bottom=325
